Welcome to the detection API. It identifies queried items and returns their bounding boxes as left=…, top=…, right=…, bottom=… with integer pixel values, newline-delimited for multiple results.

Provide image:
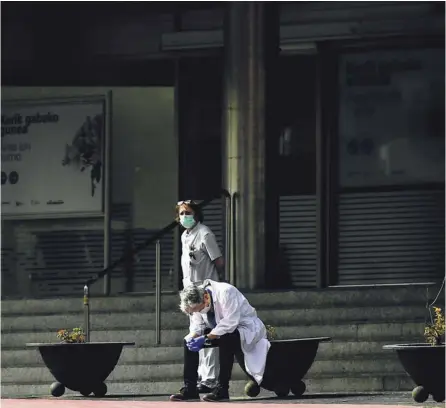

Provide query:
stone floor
left=1, top=392, right=444, bottom=408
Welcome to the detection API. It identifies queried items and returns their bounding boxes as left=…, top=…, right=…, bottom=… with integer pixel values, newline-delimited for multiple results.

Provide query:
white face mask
left=180, top=214, right=196, bottom=229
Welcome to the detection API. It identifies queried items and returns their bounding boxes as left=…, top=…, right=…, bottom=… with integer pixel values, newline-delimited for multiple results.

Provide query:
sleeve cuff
left=210, top=327, right=229, bottom=337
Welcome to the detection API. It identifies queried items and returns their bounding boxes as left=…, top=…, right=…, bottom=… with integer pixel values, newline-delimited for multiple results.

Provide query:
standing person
left=170, top=280, right=270, bottom=402
left=176, top=199, right=225, bottom=393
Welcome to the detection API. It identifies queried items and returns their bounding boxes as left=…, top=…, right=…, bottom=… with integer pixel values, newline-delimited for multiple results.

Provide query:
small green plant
left=424, top=307, right=445, bottom=345
left=56, top=327, right=86, bottom=343
left=265, top=324, right=277, bottom=341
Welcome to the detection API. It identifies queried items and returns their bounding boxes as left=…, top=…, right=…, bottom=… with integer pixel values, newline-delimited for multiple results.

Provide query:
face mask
left=200, top=304, right=211, bottom=314
left=180, top=214, right=196, bottom=229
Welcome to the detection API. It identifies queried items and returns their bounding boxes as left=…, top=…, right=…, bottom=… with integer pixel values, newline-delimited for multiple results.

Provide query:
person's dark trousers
left=183, top=340, right=200, bottom=389
left=183, top=328, right=212, bottom=389
left=216, top=330, right=255, bottom=389
left=183, top=330, right=255, bottom=390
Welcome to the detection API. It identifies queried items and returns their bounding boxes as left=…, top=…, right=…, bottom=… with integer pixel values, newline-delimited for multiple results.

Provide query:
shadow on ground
left=232, top=393, right=386, bottom=403
left=59, top=392, right=386, bottom=401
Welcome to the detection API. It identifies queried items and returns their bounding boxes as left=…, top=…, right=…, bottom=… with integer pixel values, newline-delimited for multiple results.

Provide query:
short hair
left=175, top=200, right=204, bottom=223
left=179, top=284, right=206, bottom=314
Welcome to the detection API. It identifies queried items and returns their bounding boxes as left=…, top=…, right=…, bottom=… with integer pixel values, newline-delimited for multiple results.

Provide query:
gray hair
left=179, top=284, right=206, bottom=314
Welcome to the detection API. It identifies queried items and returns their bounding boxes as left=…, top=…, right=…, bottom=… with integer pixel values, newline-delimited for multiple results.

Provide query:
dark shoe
left=169, top=386, right=200, bottom=401
left=197, top=384, right=215, bottom=394
left=202, top=385, right=230, bottom=402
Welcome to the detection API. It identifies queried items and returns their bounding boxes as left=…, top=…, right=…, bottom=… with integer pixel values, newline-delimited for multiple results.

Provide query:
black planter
left=26, top=342, right=135, bottom=397
left=245, top=337, right=331, bottom=398
left=383, top=343, right=445, bottom=403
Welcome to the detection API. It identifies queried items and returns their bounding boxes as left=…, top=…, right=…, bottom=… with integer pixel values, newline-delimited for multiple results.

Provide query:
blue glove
left=185, top=337, right=196, bottom=352
left=188, top=335, right=206, bottom=352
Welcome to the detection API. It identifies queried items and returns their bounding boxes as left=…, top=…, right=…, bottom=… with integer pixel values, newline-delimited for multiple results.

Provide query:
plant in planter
left=244, top=323, right=331, bottom=399
left=57, top=328, right=86, bottom=344
left=26, top=285, right=135, bottom=398
left=265, top=324, right=277, bottom=341
left=28, top=325, right=134, bottom=398
left=383, top=283, right=445, bottom=404
left=424, top=307, right=445, bottom=346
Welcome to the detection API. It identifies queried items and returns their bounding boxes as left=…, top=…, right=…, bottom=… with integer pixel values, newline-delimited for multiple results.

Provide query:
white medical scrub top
left=181, top=222, right=221, bottom=287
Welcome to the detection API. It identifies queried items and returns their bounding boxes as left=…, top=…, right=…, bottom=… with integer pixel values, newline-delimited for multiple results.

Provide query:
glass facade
left=338, top=48, right=445, bottom=188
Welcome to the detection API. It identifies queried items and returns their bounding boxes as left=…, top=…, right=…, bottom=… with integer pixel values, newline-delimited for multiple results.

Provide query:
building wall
left=1, top=87, right=178, bottom=297
left=1, top=2, right=444, bottom=296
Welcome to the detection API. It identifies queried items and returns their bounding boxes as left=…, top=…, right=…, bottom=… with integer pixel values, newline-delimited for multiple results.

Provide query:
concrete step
left=0, top=374, right=414, bottom=398
left=0, top=321, right=425, bottom=349
left=278, top=321, right=426, bottom=342
left=1, top=356, right=407, bottom=384
left=1, top=284, right=433, bottom=399
left=0, top=340, right=418, bottom=368
left=1, top=283, right=440, bottom=316
left=1, top=305, right=428, bottom=333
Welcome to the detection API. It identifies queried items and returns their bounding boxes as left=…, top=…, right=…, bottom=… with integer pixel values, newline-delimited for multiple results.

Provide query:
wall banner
left=1, top=96, right=110, bottom=218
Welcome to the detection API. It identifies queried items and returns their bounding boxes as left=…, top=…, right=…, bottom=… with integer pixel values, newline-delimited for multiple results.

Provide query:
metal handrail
left=85, top=189, right=230, bottom=288
left=83, top=188, right=231, bottom=343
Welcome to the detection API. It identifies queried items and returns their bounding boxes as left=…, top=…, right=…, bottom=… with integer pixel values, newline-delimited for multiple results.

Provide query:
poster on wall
left=1, top=96, right=110, bottom=218
left=338, top=48, right=445, bottom=188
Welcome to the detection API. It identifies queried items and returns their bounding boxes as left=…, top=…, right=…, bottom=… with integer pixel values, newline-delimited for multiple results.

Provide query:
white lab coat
left=189, top=280, right=270, bottom=385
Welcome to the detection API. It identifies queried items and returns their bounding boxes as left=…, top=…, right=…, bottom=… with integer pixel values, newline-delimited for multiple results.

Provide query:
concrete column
left=223, top=2, right=275, bottom=290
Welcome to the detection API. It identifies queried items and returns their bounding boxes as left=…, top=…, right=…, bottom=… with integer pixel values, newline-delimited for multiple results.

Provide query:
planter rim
left=25, top=341, right=135, bottom=348
left=383, top=343, right=445, bottom=350
left=270, top=337, right=331, bottom=344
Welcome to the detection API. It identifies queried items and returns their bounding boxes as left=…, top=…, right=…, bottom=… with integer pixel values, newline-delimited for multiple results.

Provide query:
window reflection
left=277, top=56, right=317, bottom=195
left=338, top=48, right=445, bottom=187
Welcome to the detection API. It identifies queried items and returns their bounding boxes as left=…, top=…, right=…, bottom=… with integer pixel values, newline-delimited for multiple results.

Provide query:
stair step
left=1, top=284, right=440, bottom=316
left=0, top=341, right=418, bottom=367
left=0, top=321, right=425, bottom=349
left=0, top=374, right=414, bottom=398
left=0, top=357, right=407, bottom=384
left=0, top=305, right=429, bottom=333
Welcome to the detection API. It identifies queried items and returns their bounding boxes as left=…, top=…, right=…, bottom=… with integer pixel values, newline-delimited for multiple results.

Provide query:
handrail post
left=103, top=90, right=112, bottom=296
left=155, top=240, right=161, bottom=345
left=84, top=285, right=90, bottom=342
left=103, top=212, right=111, bottom=296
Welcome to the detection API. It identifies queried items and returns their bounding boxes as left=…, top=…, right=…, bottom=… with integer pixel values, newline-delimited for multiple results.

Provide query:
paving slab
left=1, top=392, right=444, bottom=407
